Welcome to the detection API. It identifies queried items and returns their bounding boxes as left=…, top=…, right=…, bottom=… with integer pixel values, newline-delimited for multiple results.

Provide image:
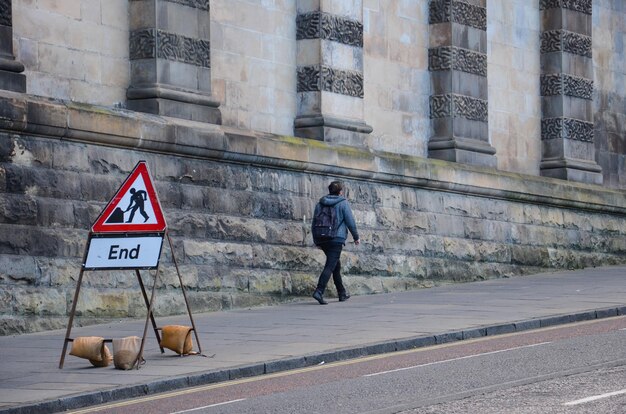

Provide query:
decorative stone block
left=127, top=0, right=220, bottom=123
left=539, top=0, right=601, bottom=184
left=541, top=117, right=594, bottom=141
left=427, top=0, right=494, bottom=167
left=0, top=0, right=26, bottom=93
left=294, top=0, right=371, bottom=146
left=297, top=11, right=363, bottom=47
left=430, top=94, right=488, bottom=122
left=428, top=46, right=487, bottom=77
left=297, top=65, right=363, bottom=98
left=540, top=73, right=593, bottom=100
left=540, top=30, right=592, bottom=57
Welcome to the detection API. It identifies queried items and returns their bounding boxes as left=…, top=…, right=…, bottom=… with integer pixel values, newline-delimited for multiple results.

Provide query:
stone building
left=0, top=0, right=625, bottom=334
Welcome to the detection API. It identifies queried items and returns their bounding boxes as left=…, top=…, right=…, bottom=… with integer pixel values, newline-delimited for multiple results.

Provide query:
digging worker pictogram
left=125, top=188, right=149, bottom=223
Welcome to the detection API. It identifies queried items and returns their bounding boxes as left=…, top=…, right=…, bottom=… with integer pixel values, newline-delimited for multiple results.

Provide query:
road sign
left=61, top=162, right=203, bottom=370
left=84, top=234, right=164, bottom=270
left=91, top=161, right=167, bottom=233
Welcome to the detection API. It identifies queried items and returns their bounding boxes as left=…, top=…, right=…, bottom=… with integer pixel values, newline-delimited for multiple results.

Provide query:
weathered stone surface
left=475, top=241, right=511, bottom=263
left=0, top=288, right=12, bottom=313
left=152, top=291, right=188, bottom=316
left=289, top=272, right=317, bottom=296
left=74, top=289, right=131, bottom=318
left=40, top=260, right=79, bottom=288
left=2, top=103, right=626, bottom=334
left=0, top=254, right=40, bottom=285
left=230, top=293, right=279, bottom=309
left=0, top=135, right=13, bottom=163
left=443, top=238, right=477, bottom=261
left=209, top=216, right=268, bottom=242
left=384, top=255, right=429, bottom=279
left=0, top=166, right=5, bottom=192
left=187, top=291, right=229, bottom=313
left=381, top=273, right=435, bottom=292
left=342, top=251, right=390, bottom=276
left=183, top=241, right=254, bottom=266
left=346, top=276, right=385, bottom=295
left=252, top=245, right=322, bottom=271
left=266, top=221, right=307, bottom=246
left=0, top=316, right=67, bottom=336
left=0, top=193, right=37, bottom=225
left=13, top=287, right=66, bottom=316
left=247, top=271, right=286, bottom=295
left=511, top=245, right=551, bottom=267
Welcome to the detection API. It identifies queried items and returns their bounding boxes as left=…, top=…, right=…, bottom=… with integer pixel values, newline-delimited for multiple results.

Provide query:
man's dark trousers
left=316, top=242, right=346, bottom=295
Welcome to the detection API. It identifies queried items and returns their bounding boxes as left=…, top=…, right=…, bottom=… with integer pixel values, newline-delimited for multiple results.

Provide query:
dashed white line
left=363, top=342, right=552, bottom=378
left=170, top=399, right=247, bottom=413
left=563, top=389, right=626, bottom=406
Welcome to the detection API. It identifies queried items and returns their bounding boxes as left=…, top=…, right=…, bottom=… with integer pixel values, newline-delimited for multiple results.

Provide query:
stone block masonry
left=0, top=0, right=26, bottom=93
left=1, top=91, right=626, bottom=335
left=294, top=0, right=373, bottom=146
left=539, top=0, right=603, bottom=184
left=593, top=0, right=626, bottom=188
left=126, top=0, right=221, bottom=123
left=7, top=0, right=626, bottom=190
left=428, top=0, right=497, bottom=168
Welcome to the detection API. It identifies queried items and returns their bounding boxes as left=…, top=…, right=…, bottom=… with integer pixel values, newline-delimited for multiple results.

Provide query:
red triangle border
left=91, top=161, right=167, bottom=233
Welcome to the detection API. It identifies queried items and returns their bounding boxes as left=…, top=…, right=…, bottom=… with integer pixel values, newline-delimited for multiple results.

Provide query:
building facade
left=1, top=0, right=625, bottom=334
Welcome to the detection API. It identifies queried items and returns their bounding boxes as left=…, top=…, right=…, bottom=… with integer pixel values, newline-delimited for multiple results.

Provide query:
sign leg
left=136, top=267, right=159, bottom=369
left=167, top=232, right=203, bottom=354
left=137, top=269, right=164, bottom=353
left=59, top=267, right=86, bottom=369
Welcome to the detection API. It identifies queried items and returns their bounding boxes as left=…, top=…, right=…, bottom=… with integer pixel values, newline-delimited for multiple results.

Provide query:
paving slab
left=0, top=266, right=625, bottom=413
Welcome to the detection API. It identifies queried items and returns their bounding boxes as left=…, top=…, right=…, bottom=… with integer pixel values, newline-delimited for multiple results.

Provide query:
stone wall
left=13, top=0, right=130, bottom=107
left=593, top=0, right=626, bottom=188
left=363, top=0, right=430, bottom=157
left=8, top=1, right=626, bottom=185
left=2, top=91, right=626, bottom=334
left=2, top=0, right=625, bottom=336
left=488, top=0, right=541, bottom=175
left=211, top=0, right=296, bottom=134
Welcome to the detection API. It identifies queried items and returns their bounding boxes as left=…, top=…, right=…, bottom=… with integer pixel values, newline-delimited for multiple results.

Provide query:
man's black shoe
left=338, top=292, right=351, bottom=302
left=312, top=290, right=328, bottom=305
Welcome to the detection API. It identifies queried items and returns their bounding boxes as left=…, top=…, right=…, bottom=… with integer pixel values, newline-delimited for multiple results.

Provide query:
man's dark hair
left=328, top=181, right=344, bottom=195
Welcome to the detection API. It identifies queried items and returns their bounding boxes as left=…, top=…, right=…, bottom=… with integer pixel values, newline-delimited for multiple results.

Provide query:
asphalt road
left=67, top=317, right=626, bottom=414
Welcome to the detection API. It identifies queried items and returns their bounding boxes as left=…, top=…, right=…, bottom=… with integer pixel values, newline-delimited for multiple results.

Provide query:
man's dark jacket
left=312, top=195, right=359, bottom=245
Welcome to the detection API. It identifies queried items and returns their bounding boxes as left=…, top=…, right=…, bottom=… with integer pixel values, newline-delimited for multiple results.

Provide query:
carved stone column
left=0, top=0, right=26, bottom=92
left=127, top=0, right=220, bottom=124
left=539, top=0, right=601, bottom=184
left=428, top=0, right=496, bottom=168
left=295, top=0, right=372, bottom=146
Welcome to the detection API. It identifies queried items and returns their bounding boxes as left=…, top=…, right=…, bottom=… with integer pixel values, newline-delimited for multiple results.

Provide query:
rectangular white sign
left=84, top=236, right=164, bottom=269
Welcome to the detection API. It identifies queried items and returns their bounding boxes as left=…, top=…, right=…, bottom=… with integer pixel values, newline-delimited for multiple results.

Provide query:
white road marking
left=563, top=389, right=626, bottom=406
left=170, top=399, right=247, bottom=413
left=364, top=342, right=552, bottom=377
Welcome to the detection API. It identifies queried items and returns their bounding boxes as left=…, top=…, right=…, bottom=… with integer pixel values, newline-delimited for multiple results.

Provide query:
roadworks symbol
left=91, top=161, right=166, bottom=234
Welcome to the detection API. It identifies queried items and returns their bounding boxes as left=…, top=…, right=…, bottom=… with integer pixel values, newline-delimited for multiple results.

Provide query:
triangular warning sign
left=92, top=161, right=167, bottom=233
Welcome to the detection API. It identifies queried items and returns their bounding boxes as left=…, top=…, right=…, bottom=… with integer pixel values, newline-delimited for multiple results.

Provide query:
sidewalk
left=1, top=266, right=625, bottom=414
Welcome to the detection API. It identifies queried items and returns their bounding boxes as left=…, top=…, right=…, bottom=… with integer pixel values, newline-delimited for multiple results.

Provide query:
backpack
left=312, top=202, right=341, bottom=244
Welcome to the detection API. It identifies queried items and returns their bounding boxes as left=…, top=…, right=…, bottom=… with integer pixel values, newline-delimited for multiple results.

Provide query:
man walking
left=311, top=181, right=360, bottom=305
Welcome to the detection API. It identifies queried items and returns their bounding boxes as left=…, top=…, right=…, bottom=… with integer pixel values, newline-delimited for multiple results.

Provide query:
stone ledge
left=1, top=91, right=626, bottom=216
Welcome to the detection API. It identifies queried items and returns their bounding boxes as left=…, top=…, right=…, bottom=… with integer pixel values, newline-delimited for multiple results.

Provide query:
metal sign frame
left=59, top=231, right=203, bottom=369
left=59, top=161, right=202, bottom=369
